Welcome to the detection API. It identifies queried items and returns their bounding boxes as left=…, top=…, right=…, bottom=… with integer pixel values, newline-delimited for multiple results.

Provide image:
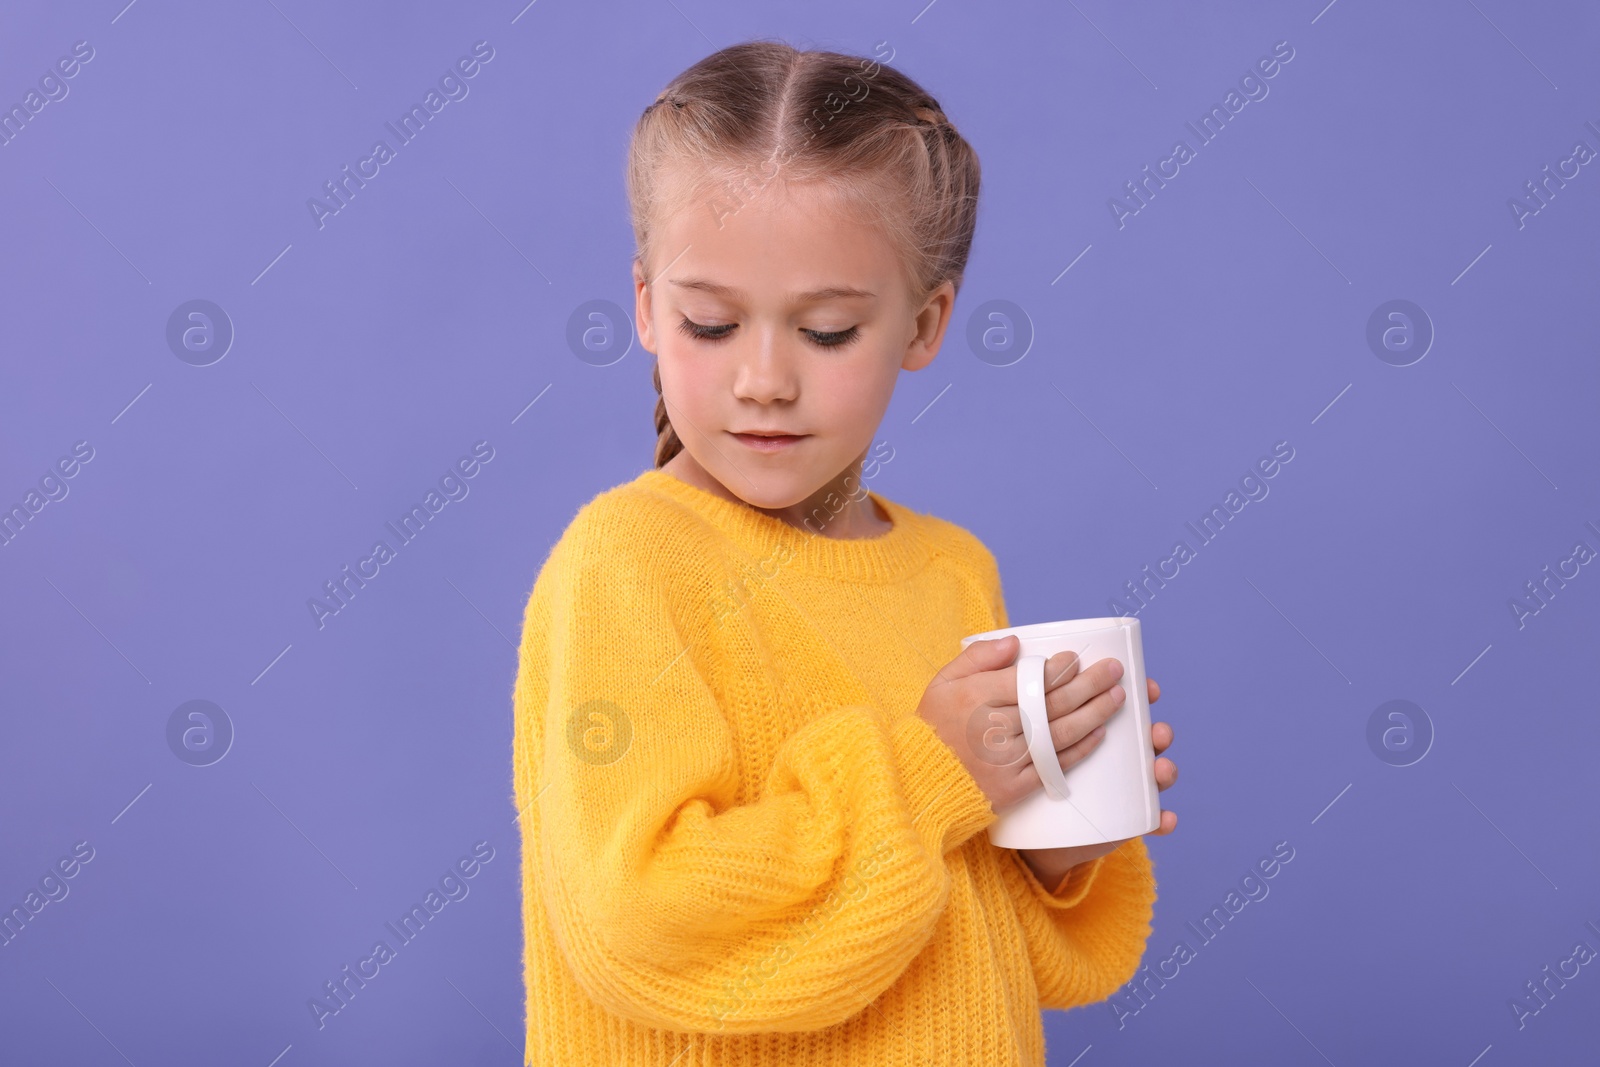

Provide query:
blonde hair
left=628, top=39, right=982, bottom=468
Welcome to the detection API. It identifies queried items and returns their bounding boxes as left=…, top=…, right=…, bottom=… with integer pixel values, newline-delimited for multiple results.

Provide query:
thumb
left=951, top=633, right=1018, bottom=678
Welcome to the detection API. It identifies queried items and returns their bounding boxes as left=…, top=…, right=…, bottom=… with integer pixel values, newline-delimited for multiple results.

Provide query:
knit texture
left=512, top=467, right=1157, bottom=1065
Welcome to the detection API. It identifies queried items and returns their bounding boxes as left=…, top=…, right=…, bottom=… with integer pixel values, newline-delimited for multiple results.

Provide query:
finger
left=1045, top=655, right=1123, bottom=723
left=1041, top=649, right=1081, bottom=691
left=1152, top=720, right=1173, bottom=756
left=1148, top=677, right=1160, bottom=703
left=1154, top=755, right=1177, bottom=791
left=945, top=634, right=1020, bottom=683
left=972, top=648, right=1035, bottom=717
left=1150, top=809, right=1177, bottom=835
left=981, top=645, right=1080, bottom=721
left=1035, top=715, right=1108, bottom=785
left=1050, top=676, right=1126, bottom=752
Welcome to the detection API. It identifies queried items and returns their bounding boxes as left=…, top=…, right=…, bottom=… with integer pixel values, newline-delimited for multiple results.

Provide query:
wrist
left=1017, top=841, right=1117, bottom=891
left=1017, top=847, right=1080, bottom=891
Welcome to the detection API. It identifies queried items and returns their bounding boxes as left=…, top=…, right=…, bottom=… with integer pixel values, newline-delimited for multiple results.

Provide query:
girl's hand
left=1016, top=675, right=1178, bottom=885
left=914, top=634, right=1131, bottom=815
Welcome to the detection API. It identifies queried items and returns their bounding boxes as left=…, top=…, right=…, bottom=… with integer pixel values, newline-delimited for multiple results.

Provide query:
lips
left=730, top=431, right=807, bottom=452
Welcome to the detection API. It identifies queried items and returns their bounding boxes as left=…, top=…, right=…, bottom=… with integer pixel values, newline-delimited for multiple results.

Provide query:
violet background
left=2, top=1, right=1597, bottom=1064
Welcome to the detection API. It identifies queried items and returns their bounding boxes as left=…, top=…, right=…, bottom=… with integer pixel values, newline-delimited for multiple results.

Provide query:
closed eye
left=806, top=326, right=859, bottom=348
left=677, top=317, right=736, bottom=342
left=676, top=317, right=860, bottom=349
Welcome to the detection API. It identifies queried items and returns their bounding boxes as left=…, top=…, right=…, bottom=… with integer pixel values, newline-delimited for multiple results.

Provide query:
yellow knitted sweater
left=512, top=467, right=1156, bottom=1065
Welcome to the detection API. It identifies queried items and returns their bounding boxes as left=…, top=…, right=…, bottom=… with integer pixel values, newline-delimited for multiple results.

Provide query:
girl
left=512, top=39, right=1179, bottom=1066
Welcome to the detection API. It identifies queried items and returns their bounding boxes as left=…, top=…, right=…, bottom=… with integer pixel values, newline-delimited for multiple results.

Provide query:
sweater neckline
left=635, top=467, right=932, bottom=584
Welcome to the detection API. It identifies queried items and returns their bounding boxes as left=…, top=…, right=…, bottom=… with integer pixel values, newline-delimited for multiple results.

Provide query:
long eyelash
left=807, top=326, right=860, bottom=348
left=676, top=317, right=860, bottom=348
left=678, top=317, right=735, bottom=341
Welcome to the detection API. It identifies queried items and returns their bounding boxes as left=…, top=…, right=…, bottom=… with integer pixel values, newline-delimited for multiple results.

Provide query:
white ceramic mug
left=960, top=616, right=1162, bottom=850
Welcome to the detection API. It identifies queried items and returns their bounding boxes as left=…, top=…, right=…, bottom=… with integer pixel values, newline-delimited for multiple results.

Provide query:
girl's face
left=634, top=175, right=954, bottom=533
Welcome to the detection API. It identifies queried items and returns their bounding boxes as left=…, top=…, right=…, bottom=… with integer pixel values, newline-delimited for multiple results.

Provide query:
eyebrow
left=667, top=277, right=877, bottom=303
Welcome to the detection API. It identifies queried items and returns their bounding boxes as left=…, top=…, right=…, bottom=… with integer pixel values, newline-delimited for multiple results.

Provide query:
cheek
left=657, top=349, right=720, bottom=416
left=812, top=361, right=893, bottom=428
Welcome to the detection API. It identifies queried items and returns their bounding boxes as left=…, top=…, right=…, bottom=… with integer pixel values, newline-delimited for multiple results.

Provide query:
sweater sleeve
left=999, top=838, right=1157, bottom=1008
left=514, top=506, right=999, bottom=1035
left=965, top=532, right=1158, bottom=1008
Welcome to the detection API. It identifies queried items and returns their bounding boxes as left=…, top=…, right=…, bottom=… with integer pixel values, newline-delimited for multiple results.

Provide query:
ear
left=902, top=280, right=955, bottom=372
left=633, top=257, right=657, bottom=353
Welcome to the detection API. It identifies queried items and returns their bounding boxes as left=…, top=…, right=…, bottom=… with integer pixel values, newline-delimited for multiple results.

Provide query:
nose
left=732, top=326, right=799, bottom=405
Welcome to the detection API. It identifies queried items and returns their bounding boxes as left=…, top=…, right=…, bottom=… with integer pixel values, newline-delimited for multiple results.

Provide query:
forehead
left=651, top=171, right=909, bottom=303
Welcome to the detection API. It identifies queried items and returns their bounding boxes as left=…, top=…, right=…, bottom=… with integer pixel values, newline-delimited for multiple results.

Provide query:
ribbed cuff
left=889, top=713, right=996, bottom=854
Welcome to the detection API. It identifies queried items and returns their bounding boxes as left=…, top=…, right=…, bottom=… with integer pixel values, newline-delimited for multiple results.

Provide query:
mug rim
left=961, top=616, right=1139, bottom=645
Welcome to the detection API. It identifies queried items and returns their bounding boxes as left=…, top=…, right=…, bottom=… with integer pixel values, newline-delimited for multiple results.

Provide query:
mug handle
left=1018, top=654, right=1072, bottom=801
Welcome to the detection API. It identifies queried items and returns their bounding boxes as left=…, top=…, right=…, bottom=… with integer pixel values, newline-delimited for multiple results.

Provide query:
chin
left=715, top=468, right=819, bottom=511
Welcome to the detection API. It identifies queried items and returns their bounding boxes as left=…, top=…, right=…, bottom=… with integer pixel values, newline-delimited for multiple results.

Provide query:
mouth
left=729, top=431, right=808, bottom=453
